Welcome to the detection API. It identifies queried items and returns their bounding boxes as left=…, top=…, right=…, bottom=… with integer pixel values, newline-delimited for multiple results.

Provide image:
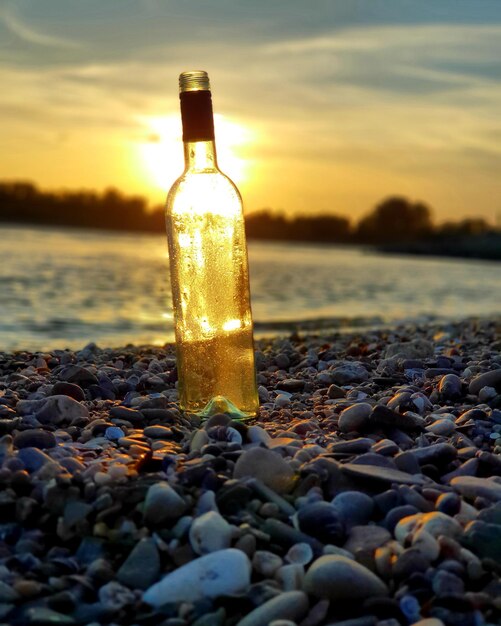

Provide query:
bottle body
left=166, top=142, right=259, bottom=418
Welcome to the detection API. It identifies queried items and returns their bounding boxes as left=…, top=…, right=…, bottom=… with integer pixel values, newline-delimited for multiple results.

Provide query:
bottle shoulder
left=166, top=169, right=243, bottom=215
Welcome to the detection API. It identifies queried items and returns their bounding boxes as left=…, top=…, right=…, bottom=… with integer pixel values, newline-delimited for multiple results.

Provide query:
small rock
left=451, top=476, right=501, bottom=502
left=285, top=543, right=313, bottom=566
left=469, top=370, right=501, bottom=395
left=105, top=426, right=124, bottom=441
left=327, top=384, right=346, bottom=399
left=330, top=363, right=369, bottom=385
left=304, top=555, right=388, bottom=600
left=236, top=591, right=309, bottom=626
left=369, top=405, right=425, bottom=431
left=384, top=339, right=433, bottom=359
left=143, top=548, right=251, bottom=606
left=13, top=429, right=56, bottom=450
left=296, top=502, right=344, bottom=544
left=117, top=538, right=160, bottom=590
left=51, top=381, right=85, bottom=401
left=331, top=491, right=374, bottom=528
left=395, top=512, right=462, bottom=543
left=59, top=364, right=99, bottom=386
left=189, top=511, right=233, bottom=555
left=234, top=447, right=295, bottom=493
left=338, top=403, right=372, bottom=433
left=17, top=447, right=55, bottom=472
left=426, top=419, right=455, bottom=437
left=36, top=395, right=89, bottom=425
left=438, top=374, right=462, bottom=399
left=252, top=550, right=283, bottom=577
left=144, top=425, right=173, bottom=438
left=341, top=463, right=426, bottom=486
left=144, top=482, right=186, bottom=524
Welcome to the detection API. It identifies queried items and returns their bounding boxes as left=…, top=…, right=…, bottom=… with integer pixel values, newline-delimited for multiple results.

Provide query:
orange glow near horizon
left=138, top=114, right=255, bottom=193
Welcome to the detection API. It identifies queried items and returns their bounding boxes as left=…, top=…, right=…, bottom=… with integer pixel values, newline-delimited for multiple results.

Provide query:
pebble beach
left=1, top=318, right=501, bottom=626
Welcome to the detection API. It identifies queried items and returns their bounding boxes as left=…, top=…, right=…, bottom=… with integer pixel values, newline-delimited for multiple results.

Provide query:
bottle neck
left=184, top=140, right=218, bottom=171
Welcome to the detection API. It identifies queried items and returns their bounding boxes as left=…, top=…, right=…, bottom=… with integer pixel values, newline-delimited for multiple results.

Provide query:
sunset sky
left=2, top=0, right=501, bottom=223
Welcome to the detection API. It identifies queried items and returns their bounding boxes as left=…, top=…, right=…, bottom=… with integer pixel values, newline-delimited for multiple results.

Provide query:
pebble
left=143, top=549, right=251, bottom=605
left=189, top=511, right=233, bottom=554
left=1, top=320, right=500, bottom=626
left=143, top=482, right=187, bottom=524
left=469, top=369, right=501, bottom=395
left=285, top=543, right=313, bottom=566
left=13, top=429, right=56, bottom=449
left=117, top=537, right=160, bottom=589
left=36, top=395, right=89, bottom=425
left=234, top=447, right=295, bottom=493
left=426, top=419, right=456, bottom=436
left=395, top=512, right=462, bottom=542
left=304, top=555, right=388, bottom=600
left=236, top=591, right=309, bottom=626
left=17, top=447, right=56, bottom=472
left=338, top=403, right=372, bottom=433
left=105, top=426, right=124, bottom=441
left=341, top=463, right=427, bottom=485
left=51, top=381, right=85, bottom=401
left=450, top=476, right=501, bottom=502
left=331, top=491, right=374, bottom=528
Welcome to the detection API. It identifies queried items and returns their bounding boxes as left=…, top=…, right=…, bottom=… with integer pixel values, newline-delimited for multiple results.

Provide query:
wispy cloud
left=1, top=4, right=81, bottom=48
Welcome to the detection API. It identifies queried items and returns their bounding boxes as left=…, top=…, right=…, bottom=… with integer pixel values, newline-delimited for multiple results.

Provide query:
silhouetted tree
left=357, top=196, right=433, bottom=244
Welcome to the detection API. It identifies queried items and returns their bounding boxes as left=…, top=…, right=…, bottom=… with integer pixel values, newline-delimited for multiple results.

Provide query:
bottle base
left=184, top=395, right=258, bottom=421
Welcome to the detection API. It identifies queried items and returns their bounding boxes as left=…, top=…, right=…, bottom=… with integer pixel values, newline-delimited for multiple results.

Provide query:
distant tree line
left=0, top=182, right=165, bottom=233
left=0, top=181, right=497, bottom=247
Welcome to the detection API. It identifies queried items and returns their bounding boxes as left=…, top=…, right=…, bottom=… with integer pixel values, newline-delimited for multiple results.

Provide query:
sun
left=138, top=113, right=254, bottom=191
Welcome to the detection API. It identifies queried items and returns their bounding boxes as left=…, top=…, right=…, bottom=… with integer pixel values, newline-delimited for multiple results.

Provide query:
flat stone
left=328, top=438, right=374, bottom=454
left=469, top=370, right=501, bottom=395
left=117, top=538, right=160, bottom=590
left=338, top=403, right=372, bottom=433
left=341, top=463, right=426, bottom=485
left=14, top=429, right=56, bottom=449
left=143, top=548, right=251, bottom=606
left=277, top=379, right=305, bottom=392
left=411, top=443, right=457, bottom=465
left=109, top=406, right=144, bottom=424
left=36, top=395, right=89, bottom=425
left=236, top=591, right=309, bottom=626
left=144, top=425, right=173, bottom=439
left=234, top=447, right=295, bottom=493
left=304, top=555, right=388, bottom=600
left=451, top=476, right=501, bottom=502
left=24, top=607, right=76, bottom=625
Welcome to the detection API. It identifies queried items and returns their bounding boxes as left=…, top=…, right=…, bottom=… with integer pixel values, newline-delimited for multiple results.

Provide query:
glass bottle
left=165, top=70, right=259, bottom=419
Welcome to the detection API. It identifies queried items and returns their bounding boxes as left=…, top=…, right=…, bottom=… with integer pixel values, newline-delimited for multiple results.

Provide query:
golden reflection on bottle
left=166, top=75, right=259, bottom=419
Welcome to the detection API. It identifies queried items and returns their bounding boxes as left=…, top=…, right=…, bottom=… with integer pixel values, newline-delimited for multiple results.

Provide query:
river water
left=1, top=225, right=500, bottom=351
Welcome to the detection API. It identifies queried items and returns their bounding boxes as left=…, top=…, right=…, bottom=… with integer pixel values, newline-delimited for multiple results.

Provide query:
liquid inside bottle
left=165, top=71, right=259, bottom=418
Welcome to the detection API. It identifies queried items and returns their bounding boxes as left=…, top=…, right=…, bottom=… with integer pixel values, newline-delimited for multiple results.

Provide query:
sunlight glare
left=138, top=114, right=253, bottom=191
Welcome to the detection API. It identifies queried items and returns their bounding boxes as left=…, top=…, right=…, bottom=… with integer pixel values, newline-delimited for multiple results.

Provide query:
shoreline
left=1, top=318, right=501, bottom=625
